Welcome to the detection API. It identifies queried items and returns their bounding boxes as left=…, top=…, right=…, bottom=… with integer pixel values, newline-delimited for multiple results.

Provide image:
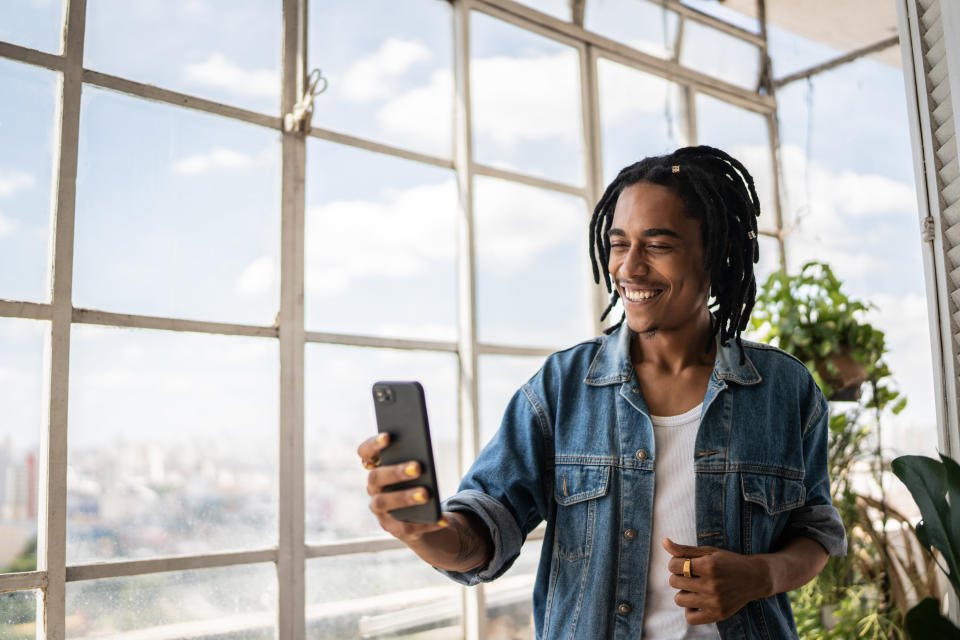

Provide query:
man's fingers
left=357, top=432, right=391, bottom=462
left=369, top=486, right=432, bottom=514
left=366, top=462, right=421, bottom=494
left=662, top=537, right=714, bottom=558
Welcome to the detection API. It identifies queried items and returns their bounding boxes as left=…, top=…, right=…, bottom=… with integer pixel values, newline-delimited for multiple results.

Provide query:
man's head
left=588, top=146, right=761, bottom=354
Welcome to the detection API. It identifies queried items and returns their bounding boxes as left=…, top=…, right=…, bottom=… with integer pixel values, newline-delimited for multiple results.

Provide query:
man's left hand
left=662, top=537, right=773, bottom=625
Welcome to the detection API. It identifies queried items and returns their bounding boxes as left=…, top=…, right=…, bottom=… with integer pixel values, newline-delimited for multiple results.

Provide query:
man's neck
left=630, top=311, right=716, bottom=375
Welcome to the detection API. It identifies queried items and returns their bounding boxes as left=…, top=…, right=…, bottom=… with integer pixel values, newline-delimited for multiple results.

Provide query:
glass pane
left=0, top=589, right=39, bottom=639
left=485, top=539, right=543, bottom=640
left=65, top=563, right=277, bottom=638
left=84, top=0, right=281, bottom=115
left=680, top=21, right=761, bottom=89
left=0, top=318, right=45, bottom=575
left=308, top=0, right=453, bottom=159
left=306, top=549, right=462, bottom=639
left=597, top=58, right=686, bottom=185
left=0, top=58, right=57, bottom=303
left=67, top=326, right=278, bottom=564
left=471, top=11, right=584, bottom=186
left=74, top=88, right=281, bottom=325
left=678, top=1, right=761, bottom=33
left=305, top=141, right=457, bottom=341
left=584, top=0, right=679, bottom=59
left=478, top=354, right=545, bottom=448
left=0, top=1, right=64, bottom=53
left=474, top=176, right=592, bottom=348
left=517, top=0, right=569, bottom=21
left=776, top=54, right=936, bottom=461
left=695, top=94, right=776, bottom=233
left=305, top=345, right=458, bottom=543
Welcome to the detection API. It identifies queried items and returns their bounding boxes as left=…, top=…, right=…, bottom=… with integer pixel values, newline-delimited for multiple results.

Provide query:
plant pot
left=815, top=348, right=868, bottom=401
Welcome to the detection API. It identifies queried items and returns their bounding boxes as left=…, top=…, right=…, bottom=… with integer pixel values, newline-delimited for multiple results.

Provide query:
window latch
left=284, top=68, right=328, bottom=134
left=921, top=215, right=936, bottom=243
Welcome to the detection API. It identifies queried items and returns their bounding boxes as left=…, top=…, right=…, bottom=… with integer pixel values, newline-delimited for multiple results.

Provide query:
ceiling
left=718, top=0, right=902, bottom=68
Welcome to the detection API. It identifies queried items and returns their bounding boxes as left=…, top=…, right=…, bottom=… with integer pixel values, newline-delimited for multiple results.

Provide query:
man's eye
left=648, top=244, right=671, bottom=251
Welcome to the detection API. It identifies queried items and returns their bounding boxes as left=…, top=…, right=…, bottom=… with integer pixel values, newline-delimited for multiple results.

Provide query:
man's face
left=606, top=181, right=711, bottom=336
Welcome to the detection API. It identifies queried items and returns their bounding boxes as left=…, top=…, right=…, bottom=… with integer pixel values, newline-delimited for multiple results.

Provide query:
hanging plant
left=750, top=261, right=904, bottom=408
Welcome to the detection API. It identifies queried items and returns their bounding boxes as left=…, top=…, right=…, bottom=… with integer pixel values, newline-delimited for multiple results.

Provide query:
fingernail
left=404, top=462, right=419, bottom=477
left=376, top=433, right=389, bottom=445
left=437, top=518, right=448, bottom=527
left=412, top=489, right=428, bottom=503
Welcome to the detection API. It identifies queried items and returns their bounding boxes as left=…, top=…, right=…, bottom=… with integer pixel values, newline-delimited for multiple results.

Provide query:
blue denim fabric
left=439, top=322, right=847, bottom=640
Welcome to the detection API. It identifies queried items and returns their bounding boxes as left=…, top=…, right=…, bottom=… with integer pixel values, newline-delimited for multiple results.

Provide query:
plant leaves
left=892, top=455, right=960, bottom=599
left=904, top=597, right=960, bottom=639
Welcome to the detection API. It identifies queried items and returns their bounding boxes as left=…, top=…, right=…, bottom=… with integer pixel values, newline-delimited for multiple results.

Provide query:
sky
left=0, top=0, right=941, bottom=559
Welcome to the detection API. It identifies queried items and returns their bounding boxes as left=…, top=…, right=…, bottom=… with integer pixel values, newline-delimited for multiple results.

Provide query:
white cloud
left=376, top=69, right=453, bottom=150
left=184, top=53, right=277, bottom=98
left=236, top=255, right=277, bottom=296
left=0, top=171, right=35, bottom=198
left=342, top=38, right=431, bottom=102
left=0, top=210, right=17, bottom=237
left=172, top=148, right=253, bottom=175
left=305, top=181, right=457, bottom=296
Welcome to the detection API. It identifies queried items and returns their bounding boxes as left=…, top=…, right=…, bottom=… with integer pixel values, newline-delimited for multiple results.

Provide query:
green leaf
left=904, top=598, right=960, bottom=639
left=892, top=455, right=960, bottom=598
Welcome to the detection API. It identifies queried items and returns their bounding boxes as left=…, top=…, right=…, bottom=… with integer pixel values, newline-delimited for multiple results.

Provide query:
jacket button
left=618, top=603, right=632, bottom=615
left=624, top=529, right=637, bottom=540
left=635, top=449, right=648, bottom=460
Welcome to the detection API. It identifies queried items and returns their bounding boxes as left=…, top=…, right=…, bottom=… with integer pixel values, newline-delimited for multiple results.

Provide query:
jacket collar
left=583, top=322, right=762, bottom=386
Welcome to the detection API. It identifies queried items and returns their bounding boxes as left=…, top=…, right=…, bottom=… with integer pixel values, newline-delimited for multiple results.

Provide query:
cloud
left=236, top=255, right=277, bottom=296
left=341, top=38, right=432, bottom=102
left=184, top=53, right=278, bottom=99
left=172, top=148, right=253, bottom=175
left=0, top=171, right=35, bottom=198
left=0, top=210, right=17, bottom=237
left=305, top=181, right=457, bottom=296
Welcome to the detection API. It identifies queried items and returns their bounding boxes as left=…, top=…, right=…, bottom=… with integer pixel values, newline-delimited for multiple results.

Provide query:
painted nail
left=437, top=518, right=448, bottom=527
left=412, top=489, right=428, bottom=503
left=404, top=462, right=419, bottom=477
left=376, top=433, right=389, bottom=445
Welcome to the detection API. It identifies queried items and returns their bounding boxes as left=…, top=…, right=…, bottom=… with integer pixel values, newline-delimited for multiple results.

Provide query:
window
left=0, top=1, right=781, bottom=637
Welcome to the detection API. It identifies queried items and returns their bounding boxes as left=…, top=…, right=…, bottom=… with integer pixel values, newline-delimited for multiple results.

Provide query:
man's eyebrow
left=606, top=227, right=680, bottom=239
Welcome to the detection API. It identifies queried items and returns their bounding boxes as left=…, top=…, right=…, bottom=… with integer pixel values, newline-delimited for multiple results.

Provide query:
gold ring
left=361, top=456, right=381, bottom=471
left=683, top=558, right=692, bottom=578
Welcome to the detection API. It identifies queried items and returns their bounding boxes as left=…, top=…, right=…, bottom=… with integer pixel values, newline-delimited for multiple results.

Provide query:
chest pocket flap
left=741, top=472, right=805, bottom=515
left=555, top=464, right=610, bottom=506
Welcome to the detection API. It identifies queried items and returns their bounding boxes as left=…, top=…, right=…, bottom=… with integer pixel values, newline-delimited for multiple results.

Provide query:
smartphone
left=371, top=381, right=442, bottom=524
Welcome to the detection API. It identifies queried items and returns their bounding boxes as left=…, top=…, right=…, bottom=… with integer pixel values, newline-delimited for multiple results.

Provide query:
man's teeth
left=623, top=289, right=661, bottom=302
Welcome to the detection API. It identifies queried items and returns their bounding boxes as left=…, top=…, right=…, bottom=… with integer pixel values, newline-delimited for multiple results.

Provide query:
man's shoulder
left=738, top=338, right=819, bottom=388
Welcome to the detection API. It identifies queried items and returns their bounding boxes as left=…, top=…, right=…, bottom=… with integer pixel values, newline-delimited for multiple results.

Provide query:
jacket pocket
left=740, top=472, right=805, bottom=515
left=553, top=464, right=610, bottom=561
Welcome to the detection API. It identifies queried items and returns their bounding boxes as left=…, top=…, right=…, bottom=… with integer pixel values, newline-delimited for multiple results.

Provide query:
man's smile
left=619, top=284, right=665, bottom=303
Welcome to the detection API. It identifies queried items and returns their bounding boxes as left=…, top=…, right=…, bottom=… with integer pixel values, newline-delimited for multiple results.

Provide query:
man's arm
left=662, top=535, right=828, bottom=625
left=405, top=510, right=493, bottom=573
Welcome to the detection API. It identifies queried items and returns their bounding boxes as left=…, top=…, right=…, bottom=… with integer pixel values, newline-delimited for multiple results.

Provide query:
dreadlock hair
left=588, top=145, right=761, bottom=362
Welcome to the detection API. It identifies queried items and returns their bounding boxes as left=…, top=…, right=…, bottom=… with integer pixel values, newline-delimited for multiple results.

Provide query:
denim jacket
left=439, top=323, right=847, bottom=639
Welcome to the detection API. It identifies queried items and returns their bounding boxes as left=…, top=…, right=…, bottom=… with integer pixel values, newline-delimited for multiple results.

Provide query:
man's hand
left=357, top=433, right=492, bottom=572
left=662, top=538, right=771, bottom=625
left=357, top=433, right=449, bottom=541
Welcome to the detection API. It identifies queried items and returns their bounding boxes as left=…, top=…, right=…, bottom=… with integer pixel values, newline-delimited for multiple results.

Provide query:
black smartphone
left=371, top=381, right=442, bottom=524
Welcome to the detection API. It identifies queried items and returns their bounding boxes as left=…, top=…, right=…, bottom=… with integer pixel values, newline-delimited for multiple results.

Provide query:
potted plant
left=750, top=261, right=899, bottom=404
left=892, top=454, right=960, bottom=638
left=750, top=262, right=936, bottom=637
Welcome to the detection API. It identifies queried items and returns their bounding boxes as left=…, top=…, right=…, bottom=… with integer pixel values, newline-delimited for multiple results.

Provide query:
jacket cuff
left=782, top=504, right=848, bottom=557
left=433, top=490, right=524, bottom=586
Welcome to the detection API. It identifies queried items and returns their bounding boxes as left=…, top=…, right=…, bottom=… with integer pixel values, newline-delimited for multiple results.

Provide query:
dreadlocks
left=588, top=145, right=761, bottom=361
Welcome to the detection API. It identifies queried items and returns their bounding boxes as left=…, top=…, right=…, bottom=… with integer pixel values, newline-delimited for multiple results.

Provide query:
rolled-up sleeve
left=435, top=382, right=552, bottom=585
left=781, top=388, right=847, bottom=557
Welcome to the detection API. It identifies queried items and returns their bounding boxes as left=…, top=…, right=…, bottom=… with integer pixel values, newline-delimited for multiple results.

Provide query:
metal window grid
left=0, top=0, right=784, bottom=638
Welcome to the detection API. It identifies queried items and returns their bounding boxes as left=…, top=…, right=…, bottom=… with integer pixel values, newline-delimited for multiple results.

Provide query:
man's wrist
left=751, top=554, right=776, bottom=600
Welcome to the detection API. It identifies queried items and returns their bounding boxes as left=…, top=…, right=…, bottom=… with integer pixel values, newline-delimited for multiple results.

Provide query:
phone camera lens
left=375, top=387, right=395, bottom=403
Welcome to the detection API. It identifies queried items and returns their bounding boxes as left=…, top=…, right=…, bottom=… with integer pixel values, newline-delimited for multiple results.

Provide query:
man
left=358, top=146, right=846, bottom=639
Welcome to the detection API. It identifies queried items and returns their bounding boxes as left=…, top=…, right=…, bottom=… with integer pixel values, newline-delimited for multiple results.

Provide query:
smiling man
left=358, top=146, right=846, bottom=639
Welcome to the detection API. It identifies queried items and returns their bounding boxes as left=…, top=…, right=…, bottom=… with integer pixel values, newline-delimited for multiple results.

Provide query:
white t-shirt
left=642, top=402, right=721, bottom=640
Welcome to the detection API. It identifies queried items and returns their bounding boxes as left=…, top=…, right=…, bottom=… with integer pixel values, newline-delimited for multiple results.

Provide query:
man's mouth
left=620, top=286, right=664, bottom=303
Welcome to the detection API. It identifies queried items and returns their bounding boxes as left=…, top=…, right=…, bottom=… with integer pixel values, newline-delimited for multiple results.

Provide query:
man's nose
left=619, top=245, right=650, bottom=278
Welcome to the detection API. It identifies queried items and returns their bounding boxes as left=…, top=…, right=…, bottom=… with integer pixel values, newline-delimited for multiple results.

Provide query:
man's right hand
left=357, top=433, right=493, bottom=572
left=357, top=432, right=449, bottom=542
